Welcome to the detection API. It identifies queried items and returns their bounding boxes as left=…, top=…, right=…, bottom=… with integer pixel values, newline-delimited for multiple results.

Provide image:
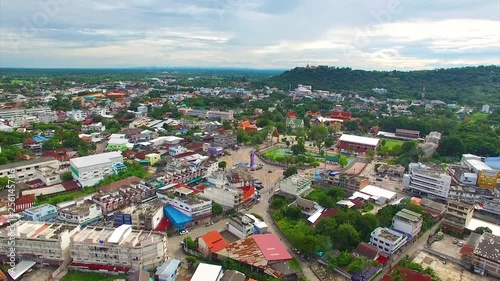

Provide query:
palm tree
left=391, top=268, right=404, bottom=281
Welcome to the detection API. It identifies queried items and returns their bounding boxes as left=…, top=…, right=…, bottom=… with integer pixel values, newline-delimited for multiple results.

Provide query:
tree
left=60, top=171, right=73, bottom=181
left=283, top=206, right=302, bottom=219
left=366, top=149, right=376, bottom=161
left=218, top=161, right=227, bottom=170
left=283, top=166, right=298, bottom=178
left=318, top=196, right=335, bottom=208
left=344, top=120, right=358, bottom=132
left=347, top=257, right=367, bottom=274
left=0, top=177, right=9, bottom=189
left=42, top=139, right=62, bottom=151
left=438, top=135, right=465, bottom=157
left=309, top=126, right=328, bottom=152
left=212, top=203, right=223, bottom=216
left=338, top=155, right=348, bottom=167
left=315, top=217, right=337, bottom=238
left=184, top=236, right=197, bottom=250
left=391, top=269, right=404, bottom=281
left=222, top=120, right=232, bottom=130
left=324, top=137, right=334, bottom=149
left=474, top=226, right=492, bottom=234
left=333, top=223, right=360, bottom=251
left=326, top=187, right=344, bottom=202
left=291, top=144, right=305, bottom=155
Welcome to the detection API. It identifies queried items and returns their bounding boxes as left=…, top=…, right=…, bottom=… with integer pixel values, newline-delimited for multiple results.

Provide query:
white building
left=392, top=209, right=423, bottom=238
left=370, top=227, right=407, bottom=255
left=70, top=224, right=168, bottom=270
left=70, top=151, right=124, bottom=187
left=278, top=174, right=312, bottom=197
left=0, top=107, right=52, bottom=119
left=372, top=88, right=388, bottom=94
left=0, top=221, right=80, bottom=265
left=0, top=157, right=61, bottom=182
left=191, top=263, right=223, bottom=281
left=81, top=122, right=105, bottom=132
left=157, top=191, right=212, bottom=221
left=66, top=109, right=86, bottom=121
left=169, top=145, right=188, bottom=156
left=58, top=200, right=103, bottom=226
left=226, top=214, right=256, bottom=239
left=202, top=187, right=243, bottom=209
left=481, top=105, right=490, bottom=113
left=403, top=163, right=451, bottom=201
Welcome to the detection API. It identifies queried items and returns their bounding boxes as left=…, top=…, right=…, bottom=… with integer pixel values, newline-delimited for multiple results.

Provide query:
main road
left=168, top=146, right=321, bottom=281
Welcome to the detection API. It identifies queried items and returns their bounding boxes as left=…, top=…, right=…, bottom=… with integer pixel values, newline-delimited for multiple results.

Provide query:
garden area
left=60, top=271, right=127, bottom=281
left=262, top=147, right=352, bottom=167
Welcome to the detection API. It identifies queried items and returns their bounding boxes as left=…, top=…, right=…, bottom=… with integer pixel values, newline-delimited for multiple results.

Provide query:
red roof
left=238, top=186, right=255, bottom=201
left=173, top=151, right=196, bottom=159
left=287, top=111, right=296, bottom=118
left=381, top=266, right=432, bottom=281
left=70, top=262, right=129, bottom=273
left=61, top=180, right=80, bottom=191
left=201, top=231, right=229, bottom=253
left=15, top=194, right=35, bottom=205
left=331, top=111, right=355, bottom=120
left=376, top=255, right=389, bottom=265
left=353, top=242, right=379, bottom=260
left=252, top=234, right=292, bottom=261
left=313, top=208, right=340, bottom=226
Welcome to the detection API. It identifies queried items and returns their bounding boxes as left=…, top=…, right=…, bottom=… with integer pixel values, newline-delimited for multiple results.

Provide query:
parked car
left=179, top=229, right=189, bottom=235
left=453, top=239, right=458, bottom=244
left=458, top=241, right=464, bottom=247
left=268, top=170, right=272, bottom=173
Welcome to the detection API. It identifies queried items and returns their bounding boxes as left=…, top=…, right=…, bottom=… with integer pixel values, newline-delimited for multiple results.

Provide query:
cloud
left=0, top=0, right=498, bottom=69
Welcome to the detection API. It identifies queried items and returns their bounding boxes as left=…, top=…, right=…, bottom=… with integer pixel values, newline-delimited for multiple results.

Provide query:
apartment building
left=370, top=227, right=407, bottom=255
left=0, top=221, right=80, bottom=265
left=202, top=187, right=243, bottom=209
left=442, top=200, right=474, bottom=233
left=403, top=163, right=451, bottom=201
left=70, top=151, right=124, bottom=187
left=158, top=191, right=212, bottom=221
left=94, top=180, right=156, bottom=217
left=58, top=200, right=103, bottom=226
left=461, top=232, right=500, bottom=278
left=81, top=122, right=105, bottom=132
left=34, top=166, right=62, bottom=186
left=66, top=109, right=86, bottom=121
left=0, top=107, right=52, bottom=119
left=23, top=204, right=58, bottom=222
left=226, top=213, right=256, bottom=239
left=392, top=209, right=423, bottom=237
left=213, top=133, right=237, bottom=148
left=69, top=224, right=168, bottom=271
left=114, top=202, right=164, bottom=230
left=158, top=163, right=210, bottom=186
left=420, top=198, right=447, bottom=219
left=0, top=157, right=61, bottom=182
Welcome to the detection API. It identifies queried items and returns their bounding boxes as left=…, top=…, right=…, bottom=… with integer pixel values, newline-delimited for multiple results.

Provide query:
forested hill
left=268, top=65, right=500, bottom=105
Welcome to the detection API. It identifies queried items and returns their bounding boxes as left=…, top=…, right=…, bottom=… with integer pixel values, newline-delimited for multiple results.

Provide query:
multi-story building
left=0, top=107, right=52, bottom=119
left=0, top=157, right=61, bottom=182
left=202, top=186, right=243, bottom=209
left=66, top=109, right=86, bottom=121
left=370, top=227, right=407, bottom=255
left=58, top=200, right=103, bottom=226
left=461, top=154, right=500, bottom=189
left=81, top=122, right=105, bottom=132
left=337, top=174, right=369, bottom=194
left=158, top=190, right=212, bottom=222
left=442, top=200, right=474, bottom=233
left=69, top=224, right=168, bottom=271
left=213, top=133, right=237, bottom=148
left=278, top=174, right=312, bottom=198
left=392, top=209, right=423, bottom=237
left=114, top=202, right=164, bottom=230
left=337, top=134, right=380, bottom=153
left=178, top=108, right=234, bottom=120
left=0, top=221, right=80, bottom=265
left=403, top=163, right=452, bottom=201
left=169, top=145, right=188, bottom=156
left=226, top=213, right=256, bottom=239
left=70, top=151, right=124, bottom=187
left=23, top=204, right=58, bottom=222
left=420, top=198, right=447, bottom=219
left=461, top=232, right=500, bottom=278
left=34, top=166, right=62, bottom=186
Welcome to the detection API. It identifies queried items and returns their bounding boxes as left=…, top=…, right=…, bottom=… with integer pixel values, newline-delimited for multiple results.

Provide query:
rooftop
left=394, top=209, right=422, bottom=223
left=473, top=232, right=500, bottom=263
left=0, top=157, right=58, bottom=170
left=373, top=227, right=405, bottom=242
left=191, top=263, right=222, bottom=281
left=353, top=242, right=379, bottom=260
left=200, top=231, right=229, bottom=253
left=155, top=259, right=181, bottom=278
left=70, top=151, right=122, bottom=168
left=339, top=134, right=380, bottom=146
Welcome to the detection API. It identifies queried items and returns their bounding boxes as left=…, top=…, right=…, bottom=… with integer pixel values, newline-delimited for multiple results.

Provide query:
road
left=168, top=146, right=320, bottom=280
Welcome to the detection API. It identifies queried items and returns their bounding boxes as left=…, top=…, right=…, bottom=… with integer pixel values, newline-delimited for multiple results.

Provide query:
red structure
left=337, top=134, right=380, bottom=153
left=331, top=111, right=356, bottom=121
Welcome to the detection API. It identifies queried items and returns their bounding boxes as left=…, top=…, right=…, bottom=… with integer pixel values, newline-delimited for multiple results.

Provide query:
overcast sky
left=1, top=0, right=499, bottom=69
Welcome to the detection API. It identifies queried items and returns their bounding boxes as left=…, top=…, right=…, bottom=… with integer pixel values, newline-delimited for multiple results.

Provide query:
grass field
left=382, top=139, right=404, bottom=149
left=469, top=112, right=488, bottom=123
left=61, top=271, right=127, bottom=281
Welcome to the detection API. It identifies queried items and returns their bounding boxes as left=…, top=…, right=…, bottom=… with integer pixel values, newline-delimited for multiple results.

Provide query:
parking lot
left=430, top=234, right=467, bottom=261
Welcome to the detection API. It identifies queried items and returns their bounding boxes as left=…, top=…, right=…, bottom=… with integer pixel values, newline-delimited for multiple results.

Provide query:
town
left=0, top=66, right=498, bottom=281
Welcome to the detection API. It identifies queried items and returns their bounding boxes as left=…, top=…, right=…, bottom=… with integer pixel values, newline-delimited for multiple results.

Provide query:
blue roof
left=156, top=259, right=181, bottom=278
left=164, top=206, right=192, bottom=229
left=33, top=136, right=50, bottom=142
left=485, top=157, right=500, bottom=170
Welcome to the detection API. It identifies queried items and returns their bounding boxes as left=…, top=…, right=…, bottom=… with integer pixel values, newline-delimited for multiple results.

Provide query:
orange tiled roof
left=200, top=231, right=228, bottom=253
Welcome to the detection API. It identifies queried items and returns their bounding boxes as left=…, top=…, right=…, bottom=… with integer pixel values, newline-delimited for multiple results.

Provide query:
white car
left=179, top=230, right=189, bottom=235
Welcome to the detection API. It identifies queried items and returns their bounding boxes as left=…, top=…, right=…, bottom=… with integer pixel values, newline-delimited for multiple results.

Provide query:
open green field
left=11, top=79, right=33, bottom=85
left=382, top=139, right=404, bottom=149
left=469, top=112, right=488, bottom=123
left=61, top=271, right=127, bottom=281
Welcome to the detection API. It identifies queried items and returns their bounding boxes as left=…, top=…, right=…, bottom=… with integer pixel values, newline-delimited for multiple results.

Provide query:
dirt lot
left=430, top=234, right=467, bottom=261
left=20, top=267, right=54, bottom=281
left=412, top=251, right=496, bottom=281
left=344, top=162, right=366, bottom=175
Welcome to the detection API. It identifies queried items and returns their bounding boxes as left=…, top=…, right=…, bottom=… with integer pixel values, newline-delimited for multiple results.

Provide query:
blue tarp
left=33, top=136, right=50, bottom=142
left=164, top=206, right=192, bottom=230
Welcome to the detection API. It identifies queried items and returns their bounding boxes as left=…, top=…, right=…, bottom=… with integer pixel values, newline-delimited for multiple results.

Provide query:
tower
left=250, top=150, right=255, bottom=168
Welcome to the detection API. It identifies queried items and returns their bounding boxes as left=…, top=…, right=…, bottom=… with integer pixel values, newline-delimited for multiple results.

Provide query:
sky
left=0, top=0, right=499, bottom=70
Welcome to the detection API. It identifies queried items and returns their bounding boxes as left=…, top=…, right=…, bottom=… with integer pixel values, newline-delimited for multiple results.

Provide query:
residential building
left=81, top=122, right=105, bottom=132
left=278, top=174, right=312, bottom=198
left=337, top=134, right=380, bottom=153
left=191, top=263, right=224, bottom=281
left=419, top=198, right=447, bottom=219
left=70, top=151, right=124, bottom=187
left=461, top=232, right=500, bottom=278
left=69, top=224, right=168, bottom=271
left=213, top=132, right=238, bottom=148
left=202, top=186, right=244, bottom=209
left=372, top=88, right=387, bottom=94
left=23, top=204, right=58, bottom=222
left=392, top=209, right=423, bottom=237
left=107, top=138, right=134, bottom=151
left=0, top=157, right=61, bottom=182
left=337, top=174, right=369, bottom=194
left=442, top=200, right=474, bottom=233
left=381, top=266, right=432, bottom=281
left=352, top=242, right=380, bottom=261
left=66, top=110, right=86, bottom=121
left=403, top=163, right=452, bottom=201
left=0, top=107, right=52, bottom=119
left=169, top=146, right=188, bottom=156
left=481, top=105, right=490, bottom=113
left=155, top=259, right=181, bottom=281
left=198, top=231, right=228, bottom=259
left=370, top=227, right=407, bottom=255
left=0, top=221, right=80, bottom=265
left=114, top=201, right=164, bottom=230
left=217, top=234, right=293, bottom=279
left=145, top=153, right=161, bottom=166
left=226, top=213, right=256, bottom=239
left=58, top=200, right=103, bottom=226
left=34, top=166, right=62, bottom=186
left=159, top=190, right=212, bottom=222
